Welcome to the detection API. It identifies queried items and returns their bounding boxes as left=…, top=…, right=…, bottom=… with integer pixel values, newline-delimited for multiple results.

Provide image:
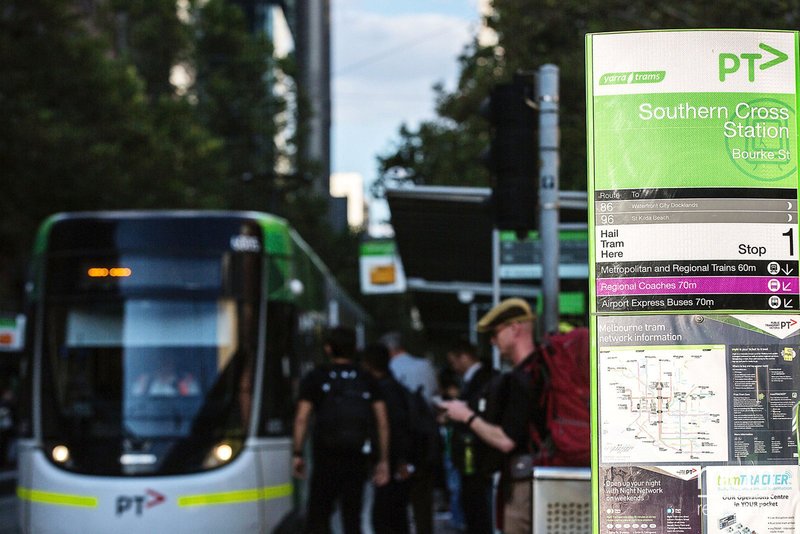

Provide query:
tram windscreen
left=42, top=297, right=257, bottom=475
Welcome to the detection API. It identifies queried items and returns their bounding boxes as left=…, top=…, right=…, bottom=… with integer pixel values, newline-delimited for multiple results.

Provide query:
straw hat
left=476, top=298, right=535, bottom=333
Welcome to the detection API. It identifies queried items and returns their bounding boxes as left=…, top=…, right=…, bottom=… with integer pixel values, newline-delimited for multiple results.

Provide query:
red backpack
left=529, top=327, right=591, bottom=466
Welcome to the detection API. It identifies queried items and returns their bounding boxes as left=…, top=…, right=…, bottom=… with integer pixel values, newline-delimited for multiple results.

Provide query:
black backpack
left=314, top=367, right=375, bottom=453
left=404, top=386, right=441, bottom=470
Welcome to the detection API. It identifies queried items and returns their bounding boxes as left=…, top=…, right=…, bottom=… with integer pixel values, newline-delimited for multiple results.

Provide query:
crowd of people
left=292, top=297, right=547, bottom=534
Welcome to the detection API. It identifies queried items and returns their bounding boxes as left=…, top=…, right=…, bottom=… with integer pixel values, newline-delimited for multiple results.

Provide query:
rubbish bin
left=532, top=466, right=591, bottom=533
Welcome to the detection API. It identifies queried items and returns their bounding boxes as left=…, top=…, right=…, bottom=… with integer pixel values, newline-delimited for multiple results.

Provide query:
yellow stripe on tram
left=17, top=487, right=99, bottom=508
left=178, top=483, right=293, bottom=507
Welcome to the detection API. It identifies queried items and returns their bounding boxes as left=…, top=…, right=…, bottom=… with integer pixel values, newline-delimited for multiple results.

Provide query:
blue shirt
left=389, top=352, right=439, bottom=404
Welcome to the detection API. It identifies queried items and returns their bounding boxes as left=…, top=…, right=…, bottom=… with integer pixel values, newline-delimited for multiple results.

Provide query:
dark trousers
left=408, top=470, right=434, bottom=534
left=372, top=478, right=410, bottom=534
left=305, top=453, right=368, bottom=534
left=460, top=474, right=493, bottom=534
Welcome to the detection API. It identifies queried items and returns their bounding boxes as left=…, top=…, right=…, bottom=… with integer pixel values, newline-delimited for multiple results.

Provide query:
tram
left=16, top=211, right=370, bottom=533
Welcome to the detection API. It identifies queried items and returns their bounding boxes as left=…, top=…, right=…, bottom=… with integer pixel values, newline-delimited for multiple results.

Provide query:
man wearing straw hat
left=439, top=298, right=543, bottom=534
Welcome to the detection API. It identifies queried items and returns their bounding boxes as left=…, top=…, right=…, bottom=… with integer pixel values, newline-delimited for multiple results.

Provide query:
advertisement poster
left=588, top=30, right=800, bottom=533
left=600, top=465, right=701, bottom=533
left=705, top=465, right=800, bottom=533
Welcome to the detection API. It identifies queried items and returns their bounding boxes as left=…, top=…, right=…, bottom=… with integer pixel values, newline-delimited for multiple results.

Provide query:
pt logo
left=719, top=43, right=788, bottom=82
left=116, top=489, right=166, bottom=516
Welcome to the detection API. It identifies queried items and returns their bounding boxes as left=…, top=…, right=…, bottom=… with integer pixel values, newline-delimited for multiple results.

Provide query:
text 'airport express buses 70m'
left=15, top=211, right=370, bottom=534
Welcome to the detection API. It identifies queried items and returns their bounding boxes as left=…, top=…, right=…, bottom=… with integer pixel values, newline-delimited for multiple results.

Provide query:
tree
left=0, top=0, right=362, bottom=315
left=374, top=0, right=800, bottom=197
left=193, top=0, right=289, bottom=211
left=0, top=0, right=225, bottom=302
left=107, top=0, right=193, bottom=99
left=372, top=41, right=498, bottom=197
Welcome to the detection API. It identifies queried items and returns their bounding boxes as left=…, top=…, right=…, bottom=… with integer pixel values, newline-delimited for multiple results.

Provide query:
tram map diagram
left=600, top=345, right=729, bottom=464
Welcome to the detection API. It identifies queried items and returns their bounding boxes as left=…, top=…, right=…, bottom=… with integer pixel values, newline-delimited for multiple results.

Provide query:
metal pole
left=492, top=228, right=501, bottom=369
left=537, top=64, right=560, bottom=335
left=469, top=303, right=478, bottom=345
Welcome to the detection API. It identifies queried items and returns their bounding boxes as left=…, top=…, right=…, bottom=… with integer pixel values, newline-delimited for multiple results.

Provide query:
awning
left=386, top=185, right=588, bottom=339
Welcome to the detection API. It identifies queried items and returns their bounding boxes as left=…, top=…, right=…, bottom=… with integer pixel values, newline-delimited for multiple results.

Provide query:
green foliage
left=191, top=0, right=318, bottom=215
left=0, top=0, right=203, bottom=300
left=373, top=40, right=497, bottom=196
left=108, top=0, right=193, bottom=97
left=0, top=0, right=297, bottom=304
left=375, top=0, right=800, bottom=197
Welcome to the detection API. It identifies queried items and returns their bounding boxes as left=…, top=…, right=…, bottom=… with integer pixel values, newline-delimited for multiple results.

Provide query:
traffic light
left=484, top=76, right=537, bottom=238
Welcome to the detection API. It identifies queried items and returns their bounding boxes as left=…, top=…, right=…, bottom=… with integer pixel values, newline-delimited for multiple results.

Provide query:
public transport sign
left=498, top=229, right=589, bottom=280
left=588, top=30, right=799, bottom=314
left=359, top=239, right=407, bottom=294
left=587, top=31, right=800, bottom=534
left=0, top=314, right=24, bottom=351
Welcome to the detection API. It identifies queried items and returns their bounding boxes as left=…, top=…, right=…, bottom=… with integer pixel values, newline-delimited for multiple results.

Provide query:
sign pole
left=538, top=64, right=561, bottom=335
left=492, top=228, right=501, bottom=369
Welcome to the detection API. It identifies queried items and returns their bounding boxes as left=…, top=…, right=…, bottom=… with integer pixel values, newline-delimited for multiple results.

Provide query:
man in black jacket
left=292, top=327, right=390, bottom=534
left=362, top=342, right=412, bottom=534
left=447, top=339, right=498, bottom=534
left=440, top=299, right=540, bottom=534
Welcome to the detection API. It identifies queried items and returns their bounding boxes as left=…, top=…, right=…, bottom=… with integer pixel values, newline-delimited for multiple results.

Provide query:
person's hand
left=431, top=395, right=449, bottom=423
left=395, top=462, right=411, bottom=481
left=292, top=456, right=306, bottom=479
left=439, top=399, right=473, bottom=424
left=373, top=460, right=390, bottom=487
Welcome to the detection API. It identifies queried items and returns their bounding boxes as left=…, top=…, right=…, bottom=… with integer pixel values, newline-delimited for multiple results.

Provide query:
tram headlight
left=214, top=443, right=233, bottom=462
left=203, top=440, right=241, bottom=469
left=51, top=445, right=70, bottom=463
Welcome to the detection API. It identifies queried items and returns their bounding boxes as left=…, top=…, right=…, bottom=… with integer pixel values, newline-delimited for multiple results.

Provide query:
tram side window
left=259, top=301, right=295, bottom=436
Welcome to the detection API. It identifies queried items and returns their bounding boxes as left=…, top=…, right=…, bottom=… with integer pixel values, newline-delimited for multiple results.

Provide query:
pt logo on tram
left=115, top=489, right=166, bottom=516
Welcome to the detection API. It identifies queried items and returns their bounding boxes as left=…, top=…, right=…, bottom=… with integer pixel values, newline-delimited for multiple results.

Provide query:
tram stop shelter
left=384, top=185, right=589, bottom=341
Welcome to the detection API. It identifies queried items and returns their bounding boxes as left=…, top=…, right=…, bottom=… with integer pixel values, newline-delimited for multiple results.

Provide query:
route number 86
left=598, top=203, right=614, bottom=212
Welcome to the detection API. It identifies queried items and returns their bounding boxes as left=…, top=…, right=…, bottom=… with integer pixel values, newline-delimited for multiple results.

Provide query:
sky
left=330, top=0, right=483, bottom=233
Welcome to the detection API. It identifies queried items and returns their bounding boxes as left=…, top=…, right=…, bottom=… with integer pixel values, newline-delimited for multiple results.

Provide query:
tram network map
left=600, top=344, right=729, bottom=464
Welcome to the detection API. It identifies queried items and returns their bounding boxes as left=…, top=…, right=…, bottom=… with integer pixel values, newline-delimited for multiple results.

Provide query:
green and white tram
left=16, top=211, right=369, bottom=533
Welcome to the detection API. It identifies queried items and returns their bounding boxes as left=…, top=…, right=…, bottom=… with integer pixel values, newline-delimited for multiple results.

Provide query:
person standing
left=447, top=340, right=498, bottom=534
left=437, top=366, right=466, bottom=532
left=379, top=331, right=439, bottom=534
left=362, top=343, right=412, bottom=534
left=440, top=299, right=542, bottom=534
left=292, top=327, right=390, bottom=534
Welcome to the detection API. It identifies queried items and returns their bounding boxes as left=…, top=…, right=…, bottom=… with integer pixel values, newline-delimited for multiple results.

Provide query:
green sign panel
left=359, top=240, right=406, bottom=294
left=499, top=230, right=589, bottom=280
left=587, top=30, right=800, bottom=534
left=588, top=30, right=799, bottom=314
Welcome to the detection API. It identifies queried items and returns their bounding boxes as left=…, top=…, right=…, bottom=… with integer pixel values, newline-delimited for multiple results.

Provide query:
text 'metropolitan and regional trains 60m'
left=16, top=211, right=370, bottom=533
